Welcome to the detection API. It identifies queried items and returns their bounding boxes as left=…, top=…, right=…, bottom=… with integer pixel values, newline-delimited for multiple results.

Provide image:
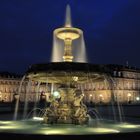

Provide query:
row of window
left=0, top=80, right=20, bottom=85
left=114, top=71, right=140, bottom=79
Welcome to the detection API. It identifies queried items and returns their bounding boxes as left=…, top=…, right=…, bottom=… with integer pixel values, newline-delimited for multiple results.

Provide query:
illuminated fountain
left=25, top=5, right=109, bottom=125
left=0, top=5, right=140, bottom=138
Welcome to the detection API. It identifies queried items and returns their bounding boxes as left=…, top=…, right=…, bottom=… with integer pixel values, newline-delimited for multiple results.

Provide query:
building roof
left=0, top=72, right=21, bottom=78
left=106, top=64, right=140, bottom=73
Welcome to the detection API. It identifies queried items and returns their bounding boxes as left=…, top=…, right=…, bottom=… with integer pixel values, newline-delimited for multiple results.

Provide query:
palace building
left=82, top=64, right=140, bottom=104
left=0, top=64, right=140, bottom=104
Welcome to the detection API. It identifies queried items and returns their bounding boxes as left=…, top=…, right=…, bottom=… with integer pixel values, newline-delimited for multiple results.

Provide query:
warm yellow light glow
left=0, top=125, right=19, bottom=129
left=90, top=94, right=92, bottom=97
left=38, top=127, right=119, bottom=135
left=45, top=129, right=68, bottom=135
left=127, top=93, right=131, bottom=97
left=0, top=121, right=13, bottom=125
left=54, top=28, right=82, bottom=40
left=88, top=128, right=119, bottom=133
left=117, top=123, right=140, bottom=129
left=57, top=32, right=80, bottom=40
left=73, top=76, right=78, bottom=81
left=63, top=55, right=73, bottom=62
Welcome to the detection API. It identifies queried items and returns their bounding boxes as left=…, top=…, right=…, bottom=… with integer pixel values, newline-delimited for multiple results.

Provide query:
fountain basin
left=0, top=119, right=140, bottom=140
left=26, top=62, right=110, bottom=83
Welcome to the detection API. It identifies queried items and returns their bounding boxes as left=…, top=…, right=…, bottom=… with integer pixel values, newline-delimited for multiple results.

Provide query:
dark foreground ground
left=1, top=132, right=140, bottom=140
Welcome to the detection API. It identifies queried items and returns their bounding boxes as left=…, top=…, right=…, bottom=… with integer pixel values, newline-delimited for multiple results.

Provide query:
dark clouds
left=0, top=0, right=140, bottom=74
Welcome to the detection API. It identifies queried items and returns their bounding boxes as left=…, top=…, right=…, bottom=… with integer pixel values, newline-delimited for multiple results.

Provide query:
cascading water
left=33, top=81, right=41, bottom=117
left=13, top=75, right=26, bottom=120
left=23, top=80, right=32, bottom=119
left=73, top=33, right=87, bottom=62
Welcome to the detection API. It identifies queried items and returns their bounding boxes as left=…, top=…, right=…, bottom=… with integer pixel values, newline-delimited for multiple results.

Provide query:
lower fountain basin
left=0, top=118, right=140, bottom=135
left=0, top=119, right=140, bottom=139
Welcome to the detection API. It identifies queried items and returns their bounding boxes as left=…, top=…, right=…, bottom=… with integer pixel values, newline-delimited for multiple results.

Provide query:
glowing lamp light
left=89, top=94, right=92, bottom=97
left=53, top=91, right=60, bottom=98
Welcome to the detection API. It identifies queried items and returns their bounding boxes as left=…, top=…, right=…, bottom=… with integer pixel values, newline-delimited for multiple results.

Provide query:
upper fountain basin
left=54, top=27, right=82, bottom=40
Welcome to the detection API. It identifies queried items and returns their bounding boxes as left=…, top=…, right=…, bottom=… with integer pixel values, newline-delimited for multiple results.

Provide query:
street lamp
left=136, top=96, right=140, bottom=101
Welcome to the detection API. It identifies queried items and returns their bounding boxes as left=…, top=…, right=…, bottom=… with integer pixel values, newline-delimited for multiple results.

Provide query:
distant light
left=127, top=93, right=131, bottom=97
left=73, top=76, right=78, bottom=81
left=90, top=94, right=92, bottom=97
left=99, top=94, right=103, bottom=97
left=136, top=97, right=140, bottom=101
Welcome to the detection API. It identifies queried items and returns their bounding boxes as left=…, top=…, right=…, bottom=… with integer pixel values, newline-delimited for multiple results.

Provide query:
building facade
left=0, top=64, right=140, bottom=104
left=82, top=65, right=140, bottom=104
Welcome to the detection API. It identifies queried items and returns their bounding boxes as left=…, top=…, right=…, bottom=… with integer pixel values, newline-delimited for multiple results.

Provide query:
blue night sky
left=0, top=0, right=140, bottom=74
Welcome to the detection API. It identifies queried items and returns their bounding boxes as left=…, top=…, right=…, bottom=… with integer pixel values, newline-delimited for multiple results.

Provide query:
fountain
left=0, top=5, right=140, bottom=140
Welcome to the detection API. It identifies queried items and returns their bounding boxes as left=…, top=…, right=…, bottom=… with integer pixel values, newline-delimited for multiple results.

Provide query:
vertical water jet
left=65, top=4, right=72, bottom=27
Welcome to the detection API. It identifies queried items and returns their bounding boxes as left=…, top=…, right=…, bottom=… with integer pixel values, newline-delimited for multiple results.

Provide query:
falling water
left=51, top=83, right=54, bottom=95
left=23, top=80, right=32, bottom=119
left=13, top=75, right=26, bottom=120
left=33, top=82, right=41, bottom=117
left=73, top=33, right=87, bottom=62
left=109, top=77, right=124, bottom=122
left=86, top=73, right=123, bottom=122
left=104, top=75, right=117, bottom=122
left=51, top=34, right=64, bottom=62
left=104, top=75, right=124, bottom=122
